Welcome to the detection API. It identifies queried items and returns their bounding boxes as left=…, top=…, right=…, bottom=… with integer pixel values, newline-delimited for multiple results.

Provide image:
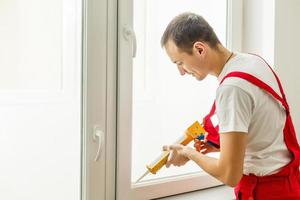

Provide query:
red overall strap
left=203, top=65, right=289, bottom=147
left=249, top=53, right=288, bottom=104
left=222, top=72, right=289, bottom=113
left=204, top=71, right=291, bottom=148
left=204, top=70, right=289, bottom=147
left=221, top=72, right=299, bottom=160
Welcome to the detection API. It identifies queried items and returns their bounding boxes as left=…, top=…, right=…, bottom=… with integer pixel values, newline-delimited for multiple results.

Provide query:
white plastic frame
left=117, top=0, right=243, bottom=199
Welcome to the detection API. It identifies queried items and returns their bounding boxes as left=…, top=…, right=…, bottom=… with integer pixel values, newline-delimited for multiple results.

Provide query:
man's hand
left=194, top=134, right=220, bottom=154
left=162, top=144, right=194, bottom=168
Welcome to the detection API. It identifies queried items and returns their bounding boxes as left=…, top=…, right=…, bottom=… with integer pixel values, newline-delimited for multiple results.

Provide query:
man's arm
left=166, top=131, right=247, bottom=187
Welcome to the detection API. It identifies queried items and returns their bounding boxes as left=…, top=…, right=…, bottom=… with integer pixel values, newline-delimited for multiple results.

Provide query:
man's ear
left=193, top=41, right=206, bottom=56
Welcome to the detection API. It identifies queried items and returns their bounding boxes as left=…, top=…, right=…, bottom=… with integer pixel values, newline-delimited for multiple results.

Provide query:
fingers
left=194, top=142, right=201, bottom=152
left=162, top=145, right=174, bottom=168
left=203, top=133, right=208, bottom=143
left=163, top=144, right=182, bottom=151
left=162, top=145, right=169, bottom=151
left=194, top=134, right=218, bottom=154
left=169, top=144, right=183, bottom=150
left=166, top=144, right=182, bottom=167
left=194, top=139, right=206, bottom=152
left=166, top=148, right=176, bottom=168
left=163, top=144, right=185, bottom=168
left=167, top=151, right=189, bottom=167
left=194, top=141, right=213, bottom=154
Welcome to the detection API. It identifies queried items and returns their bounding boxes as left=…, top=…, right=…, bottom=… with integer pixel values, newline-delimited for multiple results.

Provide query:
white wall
left=242, top=0, right=274, bottom=66
left=274, top=0, right=300, bottom=139
left=242, top=0, right=300, bottom=139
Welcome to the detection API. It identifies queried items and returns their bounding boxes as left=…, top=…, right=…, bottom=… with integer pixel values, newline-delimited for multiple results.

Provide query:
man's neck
left=210, top=45, right=232, bottom=77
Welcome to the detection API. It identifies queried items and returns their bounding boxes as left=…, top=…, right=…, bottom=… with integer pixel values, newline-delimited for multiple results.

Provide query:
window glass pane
left=132, top=0, right=227, bottom=182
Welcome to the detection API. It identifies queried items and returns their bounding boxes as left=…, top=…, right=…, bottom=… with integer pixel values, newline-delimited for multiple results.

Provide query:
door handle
left=122, top=25, right=137, bottom=58
left=93, top=126, right=104, bottom=162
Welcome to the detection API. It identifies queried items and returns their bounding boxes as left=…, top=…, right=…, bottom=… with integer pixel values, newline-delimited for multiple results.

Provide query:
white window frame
left=117, top=0, right=243, bottom=199
left=81, top=0, right=117, bottom=199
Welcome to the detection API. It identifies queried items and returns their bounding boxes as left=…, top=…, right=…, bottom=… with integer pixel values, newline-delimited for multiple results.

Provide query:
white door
left=0, top=1, right=82, bottom=199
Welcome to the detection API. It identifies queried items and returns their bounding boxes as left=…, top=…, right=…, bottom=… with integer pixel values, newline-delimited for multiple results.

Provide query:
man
left=161, top=12, right=300, bottom=200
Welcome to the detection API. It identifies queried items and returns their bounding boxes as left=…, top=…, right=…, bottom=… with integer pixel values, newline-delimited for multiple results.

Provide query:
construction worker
left=161, top=12, right=300, bottom=200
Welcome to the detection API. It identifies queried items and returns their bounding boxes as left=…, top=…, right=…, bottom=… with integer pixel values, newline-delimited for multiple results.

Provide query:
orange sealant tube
left=145, top=121, right=206, bottom=174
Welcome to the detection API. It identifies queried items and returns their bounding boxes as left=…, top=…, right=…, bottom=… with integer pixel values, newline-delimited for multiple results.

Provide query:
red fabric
left=203, top=56, right=300, bottom=199
left=203, top=102, right=220, bottom=147
left=235, top=167, right=300, bottom=200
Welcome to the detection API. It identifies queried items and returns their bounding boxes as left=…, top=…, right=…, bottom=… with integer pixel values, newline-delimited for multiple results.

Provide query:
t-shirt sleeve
left=216, top=85, right=254, bottom=133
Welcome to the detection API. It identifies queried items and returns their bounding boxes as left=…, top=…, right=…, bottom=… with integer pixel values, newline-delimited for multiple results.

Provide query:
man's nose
left=177, top=65, right=186, bottom=75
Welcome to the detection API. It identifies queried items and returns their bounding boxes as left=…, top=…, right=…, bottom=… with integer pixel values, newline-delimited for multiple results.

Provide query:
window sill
left=132, top=172, right=223, bottom=199
left=157, top=185, right=235, bottom=200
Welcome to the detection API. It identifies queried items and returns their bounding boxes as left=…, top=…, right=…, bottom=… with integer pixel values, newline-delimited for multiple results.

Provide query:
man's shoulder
left=221, top=53, right=280, bottom=95
left=216, top=84, right=253, bottom=100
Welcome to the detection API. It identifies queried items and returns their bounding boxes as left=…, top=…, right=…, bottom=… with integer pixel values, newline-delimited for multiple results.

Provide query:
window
left=132, top=0, right=226, bottom=183
left=117, top=0, right=242, bottom=199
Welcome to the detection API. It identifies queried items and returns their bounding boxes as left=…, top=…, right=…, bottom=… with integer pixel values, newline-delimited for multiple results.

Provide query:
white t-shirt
left=216, top=53, right=292, bottom=176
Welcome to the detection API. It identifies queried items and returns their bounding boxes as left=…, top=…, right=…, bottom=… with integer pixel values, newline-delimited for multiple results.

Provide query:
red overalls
left=203, top=58, right=300, bottom=199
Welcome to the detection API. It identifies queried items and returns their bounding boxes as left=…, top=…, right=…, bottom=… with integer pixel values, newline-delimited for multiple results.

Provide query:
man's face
left=164, top=40, right=210, bottom=81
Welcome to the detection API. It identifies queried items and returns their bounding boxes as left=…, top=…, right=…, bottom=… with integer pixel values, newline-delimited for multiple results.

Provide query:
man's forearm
left=186, top=149, right=224, bottom=183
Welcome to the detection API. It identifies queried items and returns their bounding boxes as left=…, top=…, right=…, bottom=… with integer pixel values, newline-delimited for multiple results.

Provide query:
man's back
left=216, top=53, right=291, bottom=176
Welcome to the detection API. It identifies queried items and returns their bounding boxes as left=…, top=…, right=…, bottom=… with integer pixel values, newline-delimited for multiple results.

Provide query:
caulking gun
left=135, top=121, right=207, bottom=183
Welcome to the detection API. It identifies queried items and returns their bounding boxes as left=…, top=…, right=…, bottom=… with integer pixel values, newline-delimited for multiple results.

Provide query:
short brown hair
left=161, top=12, right=221, bottom=53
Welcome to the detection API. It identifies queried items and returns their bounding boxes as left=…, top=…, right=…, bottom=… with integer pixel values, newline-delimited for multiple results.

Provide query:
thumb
left=162, top=145, right=169, bottom=151
left=169, top=144, right=182, bottom=151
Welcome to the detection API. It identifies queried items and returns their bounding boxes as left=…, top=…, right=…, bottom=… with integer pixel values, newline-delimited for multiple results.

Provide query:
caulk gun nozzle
left=135, top=170, right=150, bottom=183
